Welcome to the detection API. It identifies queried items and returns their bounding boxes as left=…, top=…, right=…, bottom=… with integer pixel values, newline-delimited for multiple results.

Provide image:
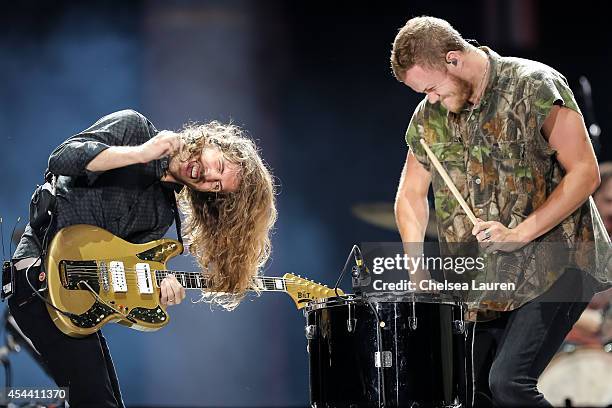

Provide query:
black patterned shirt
left=14, top=109, right=182, bottom=260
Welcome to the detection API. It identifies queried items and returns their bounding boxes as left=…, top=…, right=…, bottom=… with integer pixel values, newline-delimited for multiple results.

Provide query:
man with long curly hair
left=9, top=109, right=277, bottom=407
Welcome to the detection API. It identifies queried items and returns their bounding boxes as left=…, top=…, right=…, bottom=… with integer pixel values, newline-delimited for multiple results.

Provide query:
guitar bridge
left=99, top=262, right=110, bottom=292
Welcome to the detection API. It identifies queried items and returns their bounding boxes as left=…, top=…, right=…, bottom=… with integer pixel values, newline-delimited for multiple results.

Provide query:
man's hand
left=160, top=274, right=186, bottom=306
left=472, top=218, right=529, bottom=253
left=137, top=131, right=181, bottom=163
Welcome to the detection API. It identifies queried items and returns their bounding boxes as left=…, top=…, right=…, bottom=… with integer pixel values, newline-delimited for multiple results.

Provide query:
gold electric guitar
left=45, top=224, right=343, bottom=338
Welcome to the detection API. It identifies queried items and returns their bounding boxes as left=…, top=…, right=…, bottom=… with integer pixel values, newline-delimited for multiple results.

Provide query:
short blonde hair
left=390, top=16, right=470, bottom=81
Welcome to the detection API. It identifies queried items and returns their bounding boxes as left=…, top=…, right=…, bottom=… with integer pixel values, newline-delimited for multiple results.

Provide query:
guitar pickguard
left=137, top=242, right=180, bottom=263
left=69, top=303, right=167, bottom=328
left=128, top=306, right=168, bottom=324
left=69, top=302, right=116, bottom=329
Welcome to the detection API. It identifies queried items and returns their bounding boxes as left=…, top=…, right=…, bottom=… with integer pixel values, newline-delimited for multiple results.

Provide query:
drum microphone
left=351, top=246, right=370, bottom=294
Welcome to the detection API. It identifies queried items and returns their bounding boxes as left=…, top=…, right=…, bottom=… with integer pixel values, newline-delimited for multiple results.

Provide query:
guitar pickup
left=109, top=261, right=127, bottom=293
left=135, top=263, right=153, bottom=295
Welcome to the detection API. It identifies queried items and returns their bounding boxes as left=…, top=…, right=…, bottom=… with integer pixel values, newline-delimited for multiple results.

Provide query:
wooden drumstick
left=419, top=138, right=478, bottom=226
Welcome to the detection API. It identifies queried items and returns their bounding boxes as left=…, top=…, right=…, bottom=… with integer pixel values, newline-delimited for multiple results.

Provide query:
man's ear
left=445, top=51, right=460, bottom=67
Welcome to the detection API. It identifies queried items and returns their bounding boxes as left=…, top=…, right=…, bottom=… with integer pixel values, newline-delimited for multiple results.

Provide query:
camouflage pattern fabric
left=405, top=47, right=611, bottom=312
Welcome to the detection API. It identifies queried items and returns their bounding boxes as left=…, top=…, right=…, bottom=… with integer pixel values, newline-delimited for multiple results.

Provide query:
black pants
left=468, top=268, right=595, bottom=407
left=7, top=264, right=125, bottom=408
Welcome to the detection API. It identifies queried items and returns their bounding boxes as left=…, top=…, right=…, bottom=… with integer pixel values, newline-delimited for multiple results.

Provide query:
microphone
left=351, top=246, right=370, bottom=293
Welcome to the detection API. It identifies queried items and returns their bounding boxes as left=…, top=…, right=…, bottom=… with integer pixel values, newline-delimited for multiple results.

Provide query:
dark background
left=0, top=1, right=609, bottom=406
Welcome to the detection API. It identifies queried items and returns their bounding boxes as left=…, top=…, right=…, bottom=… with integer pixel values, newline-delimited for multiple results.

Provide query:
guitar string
left=61, top=266, right=333, bottom=293
left=63, top=272, right=317, bottom=289
left=63, top=273, right=310, bottom=287
left=65, top=281, right=313, bottom=290
left=63, top=266, right=305, bottom=278
left=64, top=279, right=311, bottom=291
left=62, top=267, right=318, bottom=285
left=62, top=265, right=309, bottom=281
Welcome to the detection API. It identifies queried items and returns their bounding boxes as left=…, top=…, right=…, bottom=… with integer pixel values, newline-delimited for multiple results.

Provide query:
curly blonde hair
left=176, top=121, right=277, bottom=310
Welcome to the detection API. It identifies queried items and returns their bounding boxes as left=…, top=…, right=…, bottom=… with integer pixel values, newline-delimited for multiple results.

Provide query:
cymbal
left=351, top=202, right=438, bottom=238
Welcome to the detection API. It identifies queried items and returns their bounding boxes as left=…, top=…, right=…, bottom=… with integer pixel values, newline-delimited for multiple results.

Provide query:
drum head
left=539, top=347, right=612, bottom=406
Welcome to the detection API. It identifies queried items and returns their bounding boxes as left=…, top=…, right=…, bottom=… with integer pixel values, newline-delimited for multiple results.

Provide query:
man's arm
left=474, top=106, right=600, bottom=245
left=85, top=131, right=179, bottom=172
left=515, top=106, right=599, bottom=241
left=395, top=149, right=432, bottom=242
left=395, top=150, right=432, bottom=284
left=47, top=110, right=178, bottom=177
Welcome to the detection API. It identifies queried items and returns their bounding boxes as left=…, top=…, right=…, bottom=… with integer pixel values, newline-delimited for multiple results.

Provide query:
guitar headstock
left=282, top=273, right=344, bottom=309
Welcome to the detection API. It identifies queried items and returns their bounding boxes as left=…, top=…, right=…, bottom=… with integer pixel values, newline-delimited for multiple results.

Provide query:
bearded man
left=9, top=109, right=277, bottom=407
left=391, top=17, right=610, bottom=407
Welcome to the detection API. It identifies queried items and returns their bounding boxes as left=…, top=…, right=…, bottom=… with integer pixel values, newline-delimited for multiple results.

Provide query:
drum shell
left=305, top=296, right=466, bottom=407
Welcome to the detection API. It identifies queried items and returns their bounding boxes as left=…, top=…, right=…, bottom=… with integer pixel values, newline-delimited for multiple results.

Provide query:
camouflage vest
left=405, top=47, right=611, bottom=312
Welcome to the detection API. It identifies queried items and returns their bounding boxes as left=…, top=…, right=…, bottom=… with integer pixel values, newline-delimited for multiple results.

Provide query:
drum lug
left=347, top=318, right=357, bottom=333
left=374, top=351, right=392, bottom=368
left=305, top=324, right=317, bottom=340
left=452, top=320, right=465, bottom=334
left=408, top=299, right=418, bottom=330
left=452, top=302, right=465, bottom=335
left=347, top=302, right=356, bottom=333
left=408, top=316, right=418, bottom=330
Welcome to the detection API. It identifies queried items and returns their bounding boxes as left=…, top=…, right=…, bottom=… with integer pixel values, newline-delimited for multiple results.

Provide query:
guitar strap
left=39, top=167, right=185, bottom=255
left=164, top=186, right=184, bottom=254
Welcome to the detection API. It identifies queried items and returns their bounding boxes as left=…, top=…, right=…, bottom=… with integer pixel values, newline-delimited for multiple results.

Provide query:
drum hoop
left=363, top=291, right=459, bottom=305
left=304, top=292, right=460, bottom=313
left=304, top=295, right=358, bottom=312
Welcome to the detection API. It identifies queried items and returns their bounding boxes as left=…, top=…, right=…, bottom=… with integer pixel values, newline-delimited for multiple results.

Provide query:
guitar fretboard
left=155, top=270, right=208, bottom=289
left=154, top=271, right=287, bottom=292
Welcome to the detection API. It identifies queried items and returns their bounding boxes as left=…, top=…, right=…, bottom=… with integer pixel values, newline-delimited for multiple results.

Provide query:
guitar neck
left=154, top=270, right=287, bottom=292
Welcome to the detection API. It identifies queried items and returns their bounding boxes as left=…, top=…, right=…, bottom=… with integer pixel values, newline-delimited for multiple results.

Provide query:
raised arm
left=85, top=131, right=179, bottom=172
left=47, top=109, right=178, bottom=177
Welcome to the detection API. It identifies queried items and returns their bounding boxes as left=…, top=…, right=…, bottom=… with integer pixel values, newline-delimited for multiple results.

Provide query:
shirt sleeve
left=531, top=70, right=581, bottom=133
left=47, top=109, right=156, bottom=181
left=404, top=98, right=432, bottom=171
